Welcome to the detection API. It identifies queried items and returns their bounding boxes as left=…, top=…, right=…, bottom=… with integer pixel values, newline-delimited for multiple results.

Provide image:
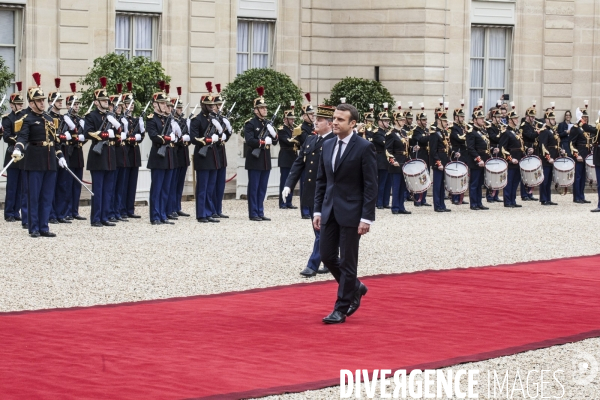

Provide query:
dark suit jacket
left=314, top=133, right=377, bottom=227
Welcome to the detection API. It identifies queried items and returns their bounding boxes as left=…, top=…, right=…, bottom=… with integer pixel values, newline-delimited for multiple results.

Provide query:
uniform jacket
left=244, top=115, right=278, bottom=171
left=84, top=108, right=118, bottom=171
left=15, top=106, right=64, bottom=171
left=146, top=112, right=175, bottom=170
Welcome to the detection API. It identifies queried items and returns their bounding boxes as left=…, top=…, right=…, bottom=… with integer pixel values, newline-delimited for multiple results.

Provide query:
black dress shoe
left=574, top=200, right=586, bottom=204
left=530, top=196, right=538, bottom=201
left=287, top=205, right=298, bottom=209
left=211, top=214, right=220, bottom=218
left=65, top=216, right=74, bottom=221
left=317, top=266, right=330, bottom=274
left=478, top=206, right=489, bottom=210
left=392, top=210, right=412, bottom=214
left=92, top=222, right=103, bottom=227
left=49, top=218, right=59, bottom=224
left=300, top=267, right=317, bottom=277
left=422, top=203, right=432, bottom=207
left=514, top=204, right=522, bottom=207
left=218, top=214, right=229, bottom=218
left=260, top=216, right=271, bottom=221
left=547, top=201, right=558, bottom=205
left=108, top=218, right=118, bottom=223
left=522, top=197, right=531, bottom=201
left=177, top=211, right=190, bottom=217
left=127, top=214, right=141, bottom=219
left=377, top=206, right=384, bottom=210
left=583, top=200, right=591, bottom=203
left=14, top=216, right=22, bottom=221
left=249, top=216, right=262, bottom=221
left=161, top=220, right=175, bottom=225
left=279, top=205, right=288, bottom=209
left=435, top=209, right=445, bottom=212
left=301, top=215, right=311, bottom=219
left=347, top=283, right=368, bottom=317
left=591, top=208, right=600, bottom=212
left=40, top=231, right=56, bottom=238
left=504, top=204, right=515, bottom=208
left=413, top=203, right=422, bottom=207
left=102, top=221, right=116, bottom=227
left=57, top=218, right=72, bottom=224
left=322, top=310, right=346, bottom=324
left=443, top=209, right=451, bottom=212
left=383, top=205, right=391, bottom=209
left=5, top=216, right=16, bottom=222
left=30, top=231, right=40, bottom=238
left=22, top=224, right=28, bottom=229
left=197, top=218, right=209, bottom=223
left=167, top=213, right=178, bottom=220
left=470, top=207, right=480, bottom=210
left=540, top=201, right=547, bottom=205
left=120, top=215, right=129, bottom=220
left=207, top=217, right=220, bottom=223
left=452, top=201, right=460, bottom=205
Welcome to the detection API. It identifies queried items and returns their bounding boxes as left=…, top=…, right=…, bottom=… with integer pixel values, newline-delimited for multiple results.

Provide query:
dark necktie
left=335, top=140, right=344, bottom=171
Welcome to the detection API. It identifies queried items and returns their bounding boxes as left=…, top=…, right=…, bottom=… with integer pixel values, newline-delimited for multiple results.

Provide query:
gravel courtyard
left=2, top=195, right=599, bottom=399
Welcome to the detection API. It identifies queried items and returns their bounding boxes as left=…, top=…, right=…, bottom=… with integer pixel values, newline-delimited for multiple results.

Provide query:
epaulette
left=520, top=122, right=525, bottom=127
left=277, top=125, right=283, bottom=130
left=244, top=118, right=253, bottom=125
left=385, top=128, right=394, bottom=136
left=14, top=114, right=27, bottom=133
left=147, top=113, right=154, bottom=119
left=1, top=113, right=8, bottom=119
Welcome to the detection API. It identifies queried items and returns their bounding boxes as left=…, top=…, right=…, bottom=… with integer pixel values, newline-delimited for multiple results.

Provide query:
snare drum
left=585, top=154, right=596, bottom=184
left=403, top=159, right=431, bottom=194
left=519, top=156, right=544, bottom=187
left=552, top=157, right=575, bottom=188
left=444, top=161, right=469, bottom=194
left=484, top=158, right=508, bottom=190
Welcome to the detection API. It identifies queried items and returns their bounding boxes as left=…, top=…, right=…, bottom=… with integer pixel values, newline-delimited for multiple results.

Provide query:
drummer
left=403, top=103, right=416, bottom=202
left=499, top=105, right=525, bottom=208
left=386, top=107, right=411, bottom=214
left=466, top=109, right=491, bottom=210
left=569, top=104, right=597, bottom=204
left=429, top=105, right=451, bottom=212
left=411, top=104, right=432, bottom=207
left=519, top=104, right=539, bottom=202
left=538, top=110, right=560, bottom=205
left=450, top=103, right=467, bottom=205
left=486, top=107, right=503, bottom=203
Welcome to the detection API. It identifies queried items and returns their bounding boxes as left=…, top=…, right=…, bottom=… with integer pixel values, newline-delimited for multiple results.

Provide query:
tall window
left=470, top=27, right=511, bottom=112
left=115, top=14, right=158, bottom=60
left=0, top=8, right=19, bottom=91
left=237, top=20, right=273, bottom=75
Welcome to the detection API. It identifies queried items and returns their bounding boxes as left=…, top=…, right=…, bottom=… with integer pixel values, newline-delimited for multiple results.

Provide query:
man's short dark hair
left=336, top=104, right=359, bottom=124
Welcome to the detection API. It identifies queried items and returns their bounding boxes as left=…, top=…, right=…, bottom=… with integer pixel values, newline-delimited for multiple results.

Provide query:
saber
left=57, top=156, right=94, bottom=196
left=126, top=96, right=134, bottom=115
left=114, top=94, right=123, bottom=110
left=48, top=91, right=60, bottom=112
left=0, top=94, right=6, bottom=109
left=0, top=158, right=15, bottom=177
left=86, top=102, right=94, bottom=114
left=218, top=100, right=226, bottom=114
left=189, top=103, right=199, bottom=118
left=226, top=102, right=237, bottom=118
left=181, top=103, right=189, bottom=115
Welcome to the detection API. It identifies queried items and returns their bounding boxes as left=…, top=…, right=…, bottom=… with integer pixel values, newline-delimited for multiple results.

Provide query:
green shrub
left=324, top=77, right=395, bottom=121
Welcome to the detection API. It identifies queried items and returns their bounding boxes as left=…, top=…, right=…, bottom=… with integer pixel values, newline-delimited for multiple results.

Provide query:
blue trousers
left=213, top=166, right=225, bottom=215
left=27, top=170, right=57, bottom=233
left=90, top=170, right=116, bottom=224
left=247, top=169, right=270, bottom=218
left=377, top=169, right=391, bottom=207
left=432, top=168, right=447, bottom=210
left=486, top=187, right=501, bottom=201
left=596, top=166, right=600, bottom=209
left=21, top=170, right=28, bottom=225
left=520, top=181, right=535, bottom=199
left=105, top=170, right=118, bottom=219
left=469, top=169, right=484, bottom=207
left=279, top=167, right=293, bottom=207
left=176, top=166, right=188, bottom=213
left=540, top=166, right=553, bottom=203
left=195, top=169, right=217, bottom=219
left=70, top=167, right=84, bottom=217
left=4, top=168, right=22, bottom=218
left=54, top=166, right=72, bottom=220
left=503, top=168, right=521, bottom=206
left=306, top=206, right=321, bottom=271
left=391, top=173, right=407, bottom=212
left=573, top=161, right=586, bottom=202
left=113, top=167, right=129, bottom=218
left=150, top=169, right=174, bottom=222
left=126, top=167, right=139, bottom=215
left=300, top=171, right=310, bottom=217
left=167, top=167, right=179, bottom=215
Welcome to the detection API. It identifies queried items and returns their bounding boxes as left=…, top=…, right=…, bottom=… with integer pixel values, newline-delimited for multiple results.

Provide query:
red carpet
left=2, top=255, right=600, bottom=399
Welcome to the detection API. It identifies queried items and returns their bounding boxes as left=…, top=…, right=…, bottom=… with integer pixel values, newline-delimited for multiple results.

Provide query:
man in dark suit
left=313, top=103, right=377, bottom=324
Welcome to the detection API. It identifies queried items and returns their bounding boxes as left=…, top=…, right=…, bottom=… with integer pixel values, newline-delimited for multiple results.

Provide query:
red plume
left=126, top=81, right=133, bottom=92
left=158, top=80, right=165, bottom=91
left=177, top=87, right=182, bottom=96
left=54, top=78, right=61, bottom=89
left=32, top=72, right=41, bottom=86
left=116, top=83, right=123, bottom=94
left=205, top=81, right=213, bottom=93
left=99, top=76, right=107, bottom=88
left=16, top=82, right=22, bottom=91
left=216, top=84, right=221, bottom=93
left=164, top=84, right=170, bottom=94
left=256, top=86, right=264, bottom=97
left=70, top=82, right=76, bottom=93
left=305, top=93, right=311, bottom=103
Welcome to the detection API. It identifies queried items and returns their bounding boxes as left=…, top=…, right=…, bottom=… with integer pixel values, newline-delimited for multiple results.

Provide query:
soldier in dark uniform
left=244, top=87, right=278, bottom=221
left=466, top=109, right=491, bottom=210
left=450, top=103, right=467, bottom=205
left=374, top=103, right=392, bottom=209
left=123, top=83, right=145, bottom=219
left=519, top=105, right=539, bottom=201
left=429, top=109, right=451, bottom=212
left=172, top=88, right=192, bottom=218
left=110, top=84, right=131, bottom=222
left=411, top=104, right=431, bottom=206
left=2, top=82, right=25, bottom=223
left=62, top=86, right=87, bottom=220
left=161, top=89, right=180, bottom=221
left=499, top=106, right=525, bottom=208
left=212, top=84, right=232, bottom=219
left=190, top=82, right=221, bottom=223
left=298, top=93, right=315, bottom=218
left=46, top=80, right=67, bottom=224
left=538, top=110, right=560, bottom=206
left=403, top=103, right=415, bottom=201
left=591, top=114, right=600, bottom=212
left=277, top=104, right=299, bottom=209
left=386, top=106, right=411, bottom=215
left=283, top=104, right=336, bottom=277
left=12, top=73, right=68, bottom=237
left=485, top=108, right=503, bottom=203
left=358, top=105, right=375, bottom=141
left=570, top=103, right=597, bottom=204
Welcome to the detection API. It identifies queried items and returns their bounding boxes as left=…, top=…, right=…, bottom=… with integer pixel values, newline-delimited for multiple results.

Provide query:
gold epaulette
left=520, top=122, right=525, bottom=127
left=244, top=118, right=253, bottom=124
left=277, top=125, right=283, bottom=130
left=88, top=131, right=102, bottom=140
left=1, top=113, right=8, bottom=119
left=53, top=118, right=59, bottom=129
left=14, top=114, right=27, bottom=133
left=147, top=113, right=154, bottom=119
left=541, top=143, right=549, bottom=156
left=385, top=128, right=393, bottom=136
left=501, top=146, right=510, bottom=156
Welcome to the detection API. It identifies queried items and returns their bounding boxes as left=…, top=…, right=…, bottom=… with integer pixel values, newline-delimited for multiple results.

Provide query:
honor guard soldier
left=12, top=72, right=68, bottom=237
left=520, top=103, right=539, bottom=201
left=374, top=103, right=392, bottom=209
left=298, top=93, right=315, bottom=218
left=162, top=84, right=180, bottom=221
left=403, top=102, right=416, bottom=201
left=62, top=84, right=87, bottom=220
left=2, top=81, right=25, bottom=223
left=244, top=86, right=278, bottom=221
left=190, top=82, right=221, bottom=223
left=146, top=81, right=179, bottom=225
left=569, top=101, right=597, bottom=204
left=282, top=104, right=336, bottom=277
left=386, top=102, right=411, bottom=214
left=450, top=101, right=467, bottom=205
left=110, top=83, right=130, bottom=222
left=84, top=77, right=121, bottom=227
left=430, top=105, right=451, bottom=212
left=466, top=108, right=491, bottom=210
left=358, top=105, right=376, bottom=141
left=277, top=102, right=299, bottom=209
left=499, top=103, right=525, bottom=208
left=171, top=87, right=192, bottom=218
left=212, top=84, right=232, bottom=219
left=411, top=104, right=431, bottom=206
left=538, top=109, right=560, bottom=205
left=486, top=106, right=503, bottom=203
left=123, top=82, right=145, bottom=219
left=591, top=111, right=600, bottom=212
left=47, top=79, right=67, bottom=224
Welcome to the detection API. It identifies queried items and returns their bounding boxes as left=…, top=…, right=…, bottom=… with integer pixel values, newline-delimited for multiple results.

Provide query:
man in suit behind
left=313, top=103, right=377, bottom=324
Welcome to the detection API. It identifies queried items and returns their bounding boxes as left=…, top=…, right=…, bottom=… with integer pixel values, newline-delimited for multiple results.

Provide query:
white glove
left=437, top=165, right=444, bottom=171
left=549, top=158, right=555, bottom=164
left=186, top=118, right=191, bottom=133
left=58, top=158, right=68, bottom=169
left=267, top=124, right=277, bottom=138
left=221, top=133, right=227, bottom=141
left=493, top=148, right=500, bottom=154
left=282, top=187, right=291, bottom=198
left=265, top=136, right=273, bottom=145
left=478, top=161, right=485, bottom=167
left=414, top=145, right=420, bottom=152
left=108, top=129, right=115, bottom=139
left=138, top=117, right=145, bottom=133
left=169, top=133, right=175, bottom=142
left=11, top=148, right=22, bottom=161
left=222, top=117, right=232, bottom=132
left=64, top=115, right=76, bottom=130
left=78, top=134, right=85, bottom=142
left=120, top=132, right=126, bottom=141
left=79, top=119, right=85, bottom=129
left=121, top=117, right=129, bottom=133
left=455, top=152, right=461, bottom=158
left=527, top=148, right=534, bottom=155
left=135, top=134, right=142, bottom=142
left=182, top=134, right=191, bottom=142
left=170, top=120, right=182, bottom=137
left=211, top=134, right=219, bottom=143
left=64, top=132, right=72, bottom=141
left=577, top=155, right=583, bottom=162
left=107, top=115, right=121, bottom=129
left=512, top=158, right=519, bottom=164
left=211, top=119, right=223, bottom=134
